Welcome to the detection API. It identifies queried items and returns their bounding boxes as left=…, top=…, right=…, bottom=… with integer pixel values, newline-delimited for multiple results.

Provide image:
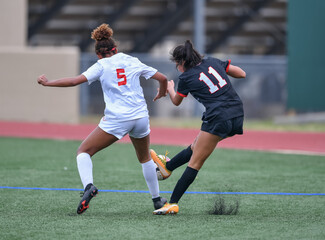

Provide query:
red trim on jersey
left=177, top=91, right=187, bottom=97
left=226, top=59, right=231, bottom=73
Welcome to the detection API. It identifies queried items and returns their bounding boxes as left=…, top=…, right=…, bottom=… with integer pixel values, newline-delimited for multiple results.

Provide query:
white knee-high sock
left=76, top=152, right=93, bottom=189
left=142, top=159, right=160, bottom=199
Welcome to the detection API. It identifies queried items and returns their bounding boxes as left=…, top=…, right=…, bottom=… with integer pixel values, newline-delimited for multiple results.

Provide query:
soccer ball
left=156, top=155, right=171, bottom=181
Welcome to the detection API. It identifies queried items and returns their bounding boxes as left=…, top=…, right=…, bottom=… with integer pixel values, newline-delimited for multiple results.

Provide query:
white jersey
left=82, top=53, right=157, bottom=121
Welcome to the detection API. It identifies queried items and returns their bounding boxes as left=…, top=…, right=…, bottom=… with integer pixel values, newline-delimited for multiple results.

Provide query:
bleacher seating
left=28, top=0, right=287, bottom=55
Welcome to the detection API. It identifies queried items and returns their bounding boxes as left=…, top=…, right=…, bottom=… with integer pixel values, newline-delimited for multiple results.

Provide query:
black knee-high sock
left=170, top=166, right=198, bottom=204
left=166, top=145, right=192, bottom=171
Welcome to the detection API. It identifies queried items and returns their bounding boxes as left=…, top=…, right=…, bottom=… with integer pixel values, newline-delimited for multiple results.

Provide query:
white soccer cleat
left=153, top=203, right=179, bottom=215
left=150, top=149, right=172, bottom=180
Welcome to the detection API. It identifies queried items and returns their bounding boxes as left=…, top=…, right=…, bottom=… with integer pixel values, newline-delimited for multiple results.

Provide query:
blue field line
left=1, top=186, right=325, bottom=196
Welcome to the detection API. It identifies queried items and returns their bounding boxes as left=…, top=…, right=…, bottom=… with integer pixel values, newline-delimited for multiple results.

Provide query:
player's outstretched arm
left=37, top=74, right=87, bottom=87
left=227, top=65, right=246, bottom=78
left=167, top=80, right=183, bottom=106
left=152, top=72, right=168, bottom=101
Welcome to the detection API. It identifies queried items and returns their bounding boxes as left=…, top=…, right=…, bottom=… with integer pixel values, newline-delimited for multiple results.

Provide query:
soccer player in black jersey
left=152, top=40, right=246, bottom=215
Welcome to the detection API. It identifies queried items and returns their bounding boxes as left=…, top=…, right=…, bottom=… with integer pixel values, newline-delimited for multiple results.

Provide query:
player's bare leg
left=130, top=135, right=167, bottom=209
left=76, top=127, right=118, bottom=214
left=154, top=131, right=222, bottom=215
left=188, top=131, right=222, bottom=170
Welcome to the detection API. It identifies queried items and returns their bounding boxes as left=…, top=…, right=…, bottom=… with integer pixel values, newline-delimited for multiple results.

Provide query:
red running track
left=0, top=121, right=324, bottom=156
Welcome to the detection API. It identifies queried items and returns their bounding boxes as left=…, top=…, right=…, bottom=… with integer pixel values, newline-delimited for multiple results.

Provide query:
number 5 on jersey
left=199, top=66, right=227, bottom=93
left=116, top=69, right=127, bottom=86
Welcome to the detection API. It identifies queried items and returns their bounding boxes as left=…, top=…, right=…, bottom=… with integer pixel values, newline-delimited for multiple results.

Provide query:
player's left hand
left=167, top=80, right=175, bottom=92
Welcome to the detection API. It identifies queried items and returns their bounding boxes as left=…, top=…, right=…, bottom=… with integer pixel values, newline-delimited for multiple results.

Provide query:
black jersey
left=177, top=57, right=244, bottom=122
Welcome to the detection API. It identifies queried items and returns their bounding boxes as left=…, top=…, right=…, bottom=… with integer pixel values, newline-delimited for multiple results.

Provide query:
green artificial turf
left=1, top=137, right=324, bottom=240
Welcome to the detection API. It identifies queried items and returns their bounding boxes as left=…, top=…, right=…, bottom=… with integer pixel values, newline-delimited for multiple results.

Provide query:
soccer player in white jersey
left=37, top=23, right=168, bottom=214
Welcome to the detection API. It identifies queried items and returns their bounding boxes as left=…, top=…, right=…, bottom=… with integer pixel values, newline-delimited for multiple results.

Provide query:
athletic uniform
left=82, top=52, right=157, bottom=139
left=152, top=56, right=245, bottom=215
left=177, top=57, right=244, bottom=138
left=76, top=53, right=166, bottom=213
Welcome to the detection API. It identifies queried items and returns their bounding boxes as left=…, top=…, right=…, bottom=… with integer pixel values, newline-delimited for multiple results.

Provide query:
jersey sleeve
left=225, top=59, right=231, bottom=73
left=137, top=60, right=158, bottom=80
left=82, top=62, right=103, bottom=85
left=176, top=77, right=189, bottom=97
left=213, top=58, right=231, bottom=73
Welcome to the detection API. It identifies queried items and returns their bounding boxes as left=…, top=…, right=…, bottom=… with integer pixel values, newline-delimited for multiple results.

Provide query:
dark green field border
left=1, top=186, right=324, bottom=196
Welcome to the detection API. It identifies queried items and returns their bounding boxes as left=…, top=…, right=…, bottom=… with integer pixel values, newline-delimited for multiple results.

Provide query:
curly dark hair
left=91, top=23, right=117, bottom=56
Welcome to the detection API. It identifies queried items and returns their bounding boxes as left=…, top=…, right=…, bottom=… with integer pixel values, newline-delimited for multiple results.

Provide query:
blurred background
left=1, top=0, right=325, bottom=126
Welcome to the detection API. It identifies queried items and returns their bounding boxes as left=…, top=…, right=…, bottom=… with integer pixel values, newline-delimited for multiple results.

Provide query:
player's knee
left=77, top=145, right=84, bottom=155
left=77, top=146, right=93, bottom=157
left=190, top=144, right=194, bottom=151
left=191, top=136, right=199, bottom=150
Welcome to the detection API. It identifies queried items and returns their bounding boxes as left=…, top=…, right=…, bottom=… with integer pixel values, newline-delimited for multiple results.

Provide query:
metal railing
left=80, top=53, right=287, bottom=119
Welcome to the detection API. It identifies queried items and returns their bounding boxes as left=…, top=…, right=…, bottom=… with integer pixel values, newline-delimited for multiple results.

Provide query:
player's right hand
left=153, top=88, right=167, bottom=101
left=37, top=74, right=48, bottom=86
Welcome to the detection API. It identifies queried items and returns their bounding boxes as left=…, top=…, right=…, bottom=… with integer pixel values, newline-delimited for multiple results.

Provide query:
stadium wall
left=287, top=0, right=325, bottom=112
left=0, top=0, right=26, bottom=47
left=0, top=0, right=80, bottom=123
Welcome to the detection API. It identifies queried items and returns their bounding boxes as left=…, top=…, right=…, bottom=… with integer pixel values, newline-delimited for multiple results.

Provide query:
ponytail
left=171, top=40, right=203, bottom=71
left=185, top=40, right=192, bottom=62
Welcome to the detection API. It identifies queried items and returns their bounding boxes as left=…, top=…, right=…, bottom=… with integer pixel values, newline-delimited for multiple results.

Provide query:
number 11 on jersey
left=199, top=66, right=227, bottom=93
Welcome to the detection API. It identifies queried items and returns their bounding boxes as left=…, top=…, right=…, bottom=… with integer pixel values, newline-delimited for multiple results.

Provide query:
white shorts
left=98, top=116, right=150, bottom=140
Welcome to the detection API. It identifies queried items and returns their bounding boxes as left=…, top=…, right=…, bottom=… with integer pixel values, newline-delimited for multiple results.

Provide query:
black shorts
left=201, top=116, right=244, bottom=138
